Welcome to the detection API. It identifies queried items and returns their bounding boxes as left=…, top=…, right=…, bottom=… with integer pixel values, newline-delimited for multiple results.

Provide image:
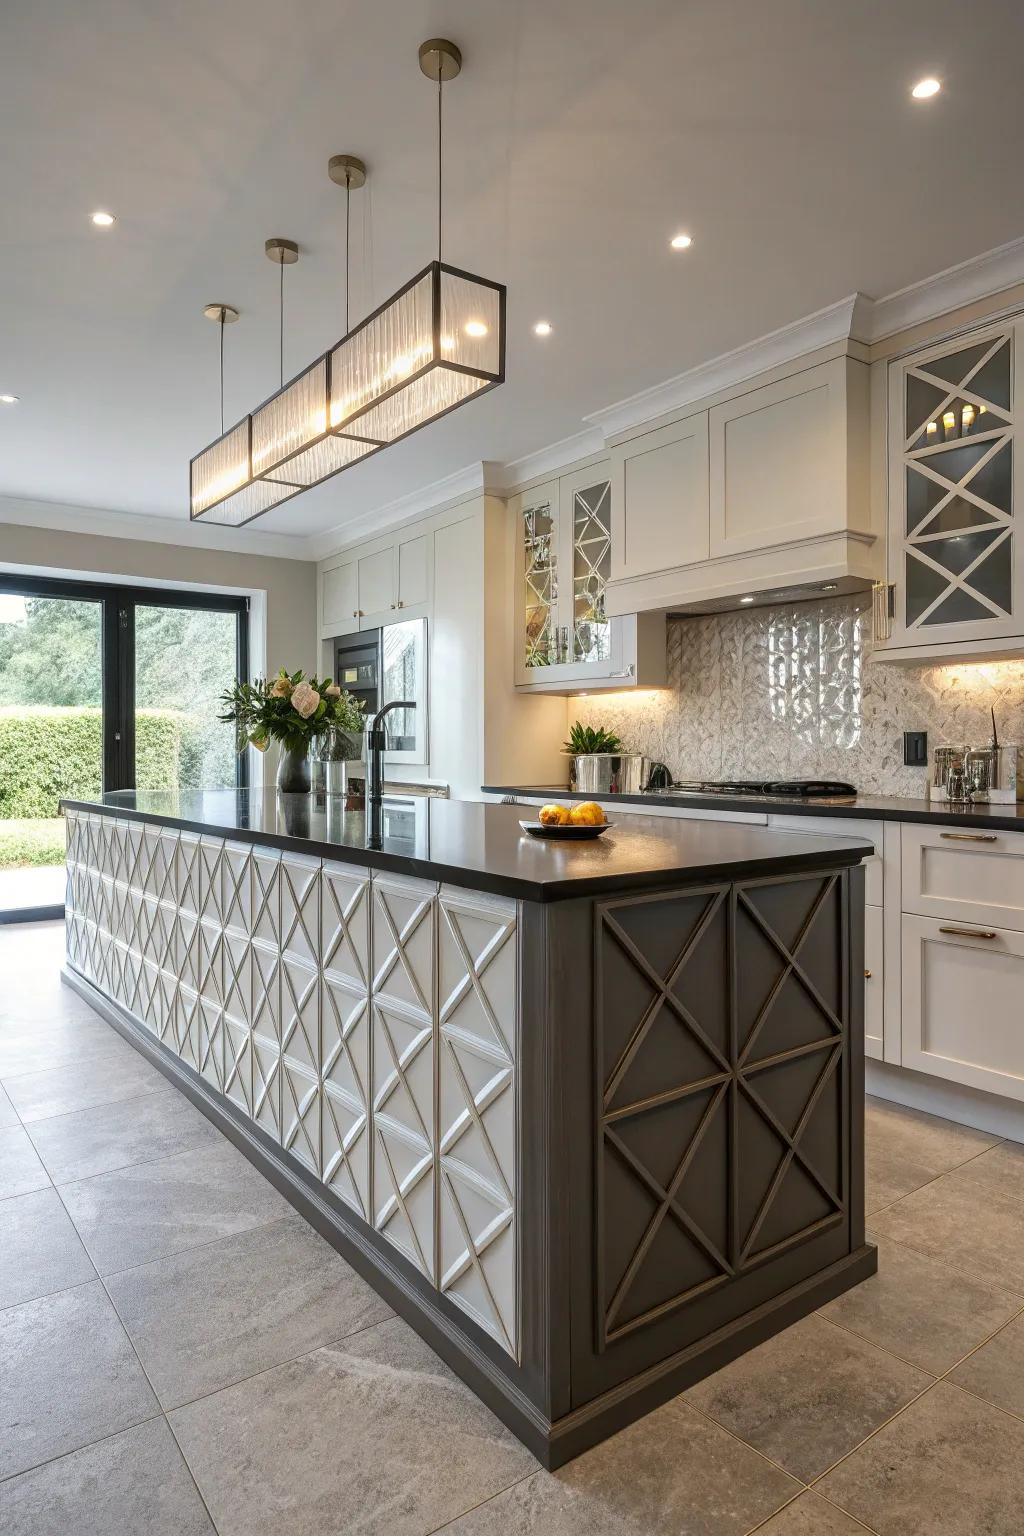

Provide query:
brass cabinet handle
left=939, top=832, right=998, bottom=843
left=938, top=925, right=998, bottom=939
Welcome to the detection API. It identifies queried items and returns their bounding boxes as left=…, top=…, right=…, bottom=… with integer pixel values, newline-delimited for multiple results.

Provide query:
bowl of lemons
left=519, top=802, right=613, bottom=840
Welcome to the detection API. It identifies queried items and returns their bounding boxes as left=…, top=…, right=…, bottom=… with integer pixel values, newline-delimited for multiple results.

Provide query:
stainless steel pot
left=569, top=754, right=668, bottom=795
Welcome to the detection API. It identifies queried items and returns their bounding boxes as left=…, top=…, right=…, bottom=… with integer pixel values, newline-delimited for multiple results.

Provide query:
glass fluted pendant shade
left=191, top=261, right=505, bottom=527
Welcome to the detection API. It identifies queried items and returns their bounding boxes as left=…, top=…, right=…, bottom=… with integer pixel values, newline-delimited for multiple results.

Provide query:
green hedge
left=0, top=707, right=183, bottom=819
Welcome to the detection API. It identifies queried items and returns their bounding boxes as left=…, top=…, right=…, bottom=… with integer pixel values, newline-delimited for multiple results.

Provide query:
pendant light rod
left=418, top=39, right=462, bottom=265
left=328, top=155, right=367, bottom=334
left=265, top=238, right=299, bottom=388
left=202, top=303, right=239, bottom=435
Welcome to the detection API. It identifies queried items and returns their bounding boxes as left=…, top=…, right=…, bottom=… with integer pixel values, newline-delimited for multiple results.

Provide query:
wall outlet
left=903, top=730, right=928, bottom=767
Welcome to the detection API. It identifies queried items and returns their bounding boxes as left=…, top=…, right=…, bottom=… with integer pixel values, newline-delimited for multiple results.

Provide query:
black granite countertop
left=482, top=785, right=1024, bottom=832
left=61, top=790, right=873, bottom=903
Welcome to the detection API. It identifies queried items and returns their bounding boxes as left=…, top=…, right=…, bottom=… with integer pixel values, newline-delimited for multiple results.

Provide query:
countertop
left=482, top=785, right=1024, bottom=832
left=61, top=790, right=873, bottom=904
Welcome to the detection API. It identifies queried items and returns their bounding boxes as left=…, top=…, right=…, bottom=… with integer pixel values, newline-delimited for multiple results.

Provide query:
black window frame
left=0, top=572, right=249, bottom=922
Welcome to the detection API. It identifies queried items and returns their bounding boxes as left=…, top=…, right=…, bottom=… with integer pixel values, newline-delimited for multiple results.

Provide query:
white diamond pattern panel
left=371, top=875, right=437, bottom=1281
left=321, top=864, right=371, bottom=1218
left=62, top=818, right=520, bottom=1358
left=438, top=889, right=518, bottom=1357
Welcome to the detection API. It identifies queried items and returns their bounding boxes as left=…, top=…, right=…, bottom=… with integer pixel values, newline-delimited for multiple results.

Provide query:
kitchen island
left=61, top=790, right=875, bottom=1467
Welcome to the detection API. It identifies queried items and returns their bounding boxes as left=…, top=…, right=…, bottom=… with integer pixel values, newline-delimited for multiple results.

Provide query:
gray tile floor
left=2, top=922, right=1024, bottom=1534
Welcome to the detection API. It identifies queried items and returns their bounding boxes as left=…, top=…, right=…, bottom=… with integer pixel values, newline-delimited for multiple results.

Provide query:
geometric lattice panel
left=595, top=873, right=846, bottom=1348
left=371, top=874, right=436, bottom=1282
left=438, top=887, right=517, bottom=1357
left=900, top=325, right=1016, bottom=633
left=321, top=863, right=371, bottom=1220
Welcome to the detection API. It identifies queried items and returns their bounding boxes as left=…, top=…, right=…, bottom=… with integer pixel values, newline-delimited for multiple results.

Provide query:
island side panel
left=551, top=862, right=872, bottom=1449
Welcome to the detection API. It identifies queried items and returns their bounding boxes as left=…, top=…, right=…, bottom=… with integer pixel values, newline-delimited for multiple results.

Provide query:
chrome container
left=570, top=754, right=661, bottom=795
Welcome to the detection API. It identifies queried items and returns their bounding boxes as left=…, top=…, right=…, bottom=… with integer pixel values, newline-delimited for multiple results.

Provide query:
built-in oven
left=333, top=617, right=428, bottom=764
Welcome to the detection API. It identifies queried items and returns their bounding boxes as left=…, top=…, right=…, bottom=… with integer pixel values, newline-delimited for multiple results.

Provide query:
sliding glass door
left=0, top=576, right=248, bottom=922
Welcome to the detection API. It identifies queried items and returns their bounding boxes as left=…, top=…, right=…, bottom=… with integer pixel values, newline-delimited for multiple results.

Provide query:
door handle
left=938, top=925, right=998, bottom=939
left=939, top=832, right=998, bottom=843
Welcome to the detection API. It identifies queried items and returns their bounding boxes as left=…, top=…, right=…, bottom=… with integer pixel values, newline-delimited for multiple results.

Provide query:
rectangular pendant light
left=190, top=262, right=505, bottom=527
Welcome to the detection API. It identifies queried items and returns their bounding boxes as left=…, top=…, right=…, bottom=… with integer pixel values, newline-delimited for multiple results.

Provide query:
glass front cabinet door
left=514, top=463, right=656, bottom=690
left=884, top=319, right=1023, bottom=654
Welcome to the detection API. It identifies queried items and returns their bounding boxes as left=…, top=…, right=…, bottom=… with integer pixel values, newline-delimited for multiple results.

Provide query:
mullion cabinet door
left=887, top=319, right=1022, bottom=650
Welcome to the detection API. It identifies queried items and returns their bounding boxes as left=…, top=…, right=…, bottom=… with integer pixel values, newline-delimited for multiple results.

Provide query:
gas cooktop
left=669, top=779, right=858, bottom=799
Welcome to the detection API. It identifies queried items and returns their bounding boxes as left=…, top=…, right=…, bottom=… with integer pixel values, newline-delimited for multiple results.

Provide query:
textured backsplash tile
left=573, top=596, right=1024, bottom=796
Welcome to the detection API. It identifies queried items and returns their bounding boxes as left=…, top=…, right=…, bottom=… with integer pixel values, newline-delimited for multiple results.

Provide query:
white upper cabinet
left=513, top=462, right=665, bottom=692
left=709, top=358, right=864, bottom=557
left=610, top=411, right=709, bottom=580
left=877, top=318, right=1023, bottom=660
left=604, top=353, right=875, bottom=616
left=320, top=531, right=433, bottom=637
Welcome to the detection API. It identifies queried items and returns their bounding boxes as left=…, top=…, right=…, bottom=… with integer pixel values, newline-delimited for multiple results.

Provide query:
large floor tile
left=871, top=1166, right=1024, bottom=1295
left=951, top=1138, right=1024, bottom=1204
left=753, top=1491, right=872, bottom=1534
left=0, top=1124, right=51, bottom=1201
left=0, top=1280, right=158, bottom=1480
left=0, top=1417, right=214, bottom=1535
left=864, top=1097, right=998, bottom=1215
left=686, top=1314, right=931, bottom=1482
left=819, top=1381, right=1024, bottom=1535
left=2, top=1050, right=172, bottom=1123
left=27, top=1089, right=222, bottom=1185
left=0, top=1187, right=95, bottom=1308
left=0, top=1081, right=19, bottom=1128
left=820, top=1234, right=1022, bottom=1374
left=949, top=1310, right=1024, bottom=1418
left=169, top=1316, right=537, bottom=1536
left=59, top=1141, right=289, bottom=1274
left=436, top=1396, right=800, bottom=1536
left=108, top=1210, right=392, bottom=1407
left=0, top=1022, right=130, bottom=1081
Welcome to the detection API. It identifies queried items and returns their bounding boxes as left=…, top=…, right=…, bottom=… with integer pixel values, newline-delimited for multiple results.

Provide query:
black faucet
left=367, top=700, right=415, bottom=811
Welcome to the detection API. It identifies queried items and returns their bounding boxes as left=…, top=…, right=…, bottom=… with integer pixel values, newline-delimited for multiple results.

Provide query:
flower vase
left=276, top=743, right=311, bottom=795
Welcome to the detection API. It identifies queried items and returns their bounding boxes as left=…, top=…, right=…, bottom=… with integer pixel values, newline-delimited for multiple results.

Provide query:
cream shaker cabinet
left=609, top=411, right=709, bottom=581
left=877, top=317, right=1023, bottom=658
left=513, top=462, right=665, bottom=692
left=320, top=531, right=432, bottom=637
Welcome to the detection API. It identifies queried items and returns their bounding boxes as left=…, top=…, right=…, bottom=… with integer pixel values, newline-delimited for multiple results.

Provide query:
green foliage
left=0, top=596, right=103, bottom=707
left=563, top=721, right=624, bottom=755
left=0, top=818, right=66, bottom=869
left=220, top=670, right=366, bottom=757
left=0, top=708, right=183, bottom=819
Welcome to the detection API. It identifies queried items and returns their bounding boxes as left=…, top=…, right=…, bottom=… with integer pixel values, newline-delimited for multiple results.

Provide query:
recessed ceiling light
left=533, top=321, right=552, bottom=337
left=464, top=320, right=488, bottom=338
left=90, top=210, right=116, bottom=227
left=911, top=77, right=941, bottom=99
left=740, top=595, right=755, bottom=604
left=0, top=394, right=19, bottom=405
left=670, top=232, right=693, bottom=250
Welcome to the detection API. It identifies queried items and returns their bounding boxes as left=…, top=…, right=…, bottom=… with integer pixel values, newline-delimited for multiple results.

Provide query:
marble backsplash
left=573, top=596, right=1024, bottom=797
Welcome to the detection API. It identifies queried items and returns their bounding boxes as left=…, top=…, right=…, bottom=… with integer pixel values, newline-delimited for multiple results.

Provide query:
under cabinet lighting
left=670, top=232, right=693, bottom=250
left=911, top=77, right=941, bottom=99
left=740, top=595, right=755, bottom=604
left=90, top=211, right=116, bottom=227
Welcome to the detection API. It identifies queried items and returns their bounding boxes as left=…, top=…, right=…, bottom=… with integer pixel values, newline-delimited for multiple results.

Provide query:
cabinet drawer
left=901, top=913, right=1024, bottom=1101
left=864, top=904, right=883, bottom=1062
left=901, top=824, right=1024, bottom=932
left=767, top=816, right=883, bottom=906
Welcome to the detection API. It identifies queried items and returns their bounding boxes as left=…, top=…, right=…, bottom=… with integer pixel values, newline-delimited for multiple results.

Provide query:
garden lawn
left=0, top=818, right=66, bottom=869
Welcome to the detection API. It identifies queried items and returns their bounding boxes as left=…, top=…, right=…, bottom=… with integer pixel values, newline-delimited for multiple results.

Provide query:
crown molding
left=584, top=294, right=870, bottom=439
left=305, top=462, right=494, bottom=562
left=0, top=494, right=312, bottom=560
left=489, top=429, right=606, bottom=493
left=864, top=234, right=1024, bottom=343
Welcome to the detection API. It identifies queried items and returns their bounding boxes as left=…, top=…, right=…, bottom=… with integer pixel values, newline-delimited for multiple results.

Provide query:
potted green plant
left=562, top=720, right=668, bottom=795
left=219, top=669, right=365, bottom=794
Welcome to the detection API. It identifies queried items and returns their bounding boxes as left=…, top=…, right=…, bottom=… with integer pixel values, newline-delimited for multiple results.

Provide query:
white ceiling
left=2, top=0, right=1022, bottom=544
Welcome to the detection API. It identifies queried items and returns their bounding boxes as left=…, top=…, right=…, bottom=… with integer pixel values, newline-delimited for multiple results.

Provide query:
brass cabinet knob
left=864, top=969, right=872, bottom=979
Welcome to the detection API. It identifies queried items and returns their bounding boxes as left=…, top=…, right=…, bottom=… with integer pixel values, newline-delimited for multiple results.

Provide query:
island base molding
left=62, top=961, right=876, bottom=1468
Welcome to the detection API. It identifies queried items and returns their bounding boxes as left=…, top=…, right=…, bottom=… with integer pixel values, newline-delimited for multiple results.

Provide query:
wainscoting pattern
left=595, top=872, right=846, bottom=1350
left=575, top=595, right=1024, bottom=795
left=64, top=809, right=520, bottom=1358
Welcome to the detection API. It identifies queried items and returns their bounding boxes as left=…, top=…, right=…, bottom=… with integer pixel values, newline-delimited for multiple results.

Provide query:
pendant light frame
left=190, top=37, right=506, bottom=529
